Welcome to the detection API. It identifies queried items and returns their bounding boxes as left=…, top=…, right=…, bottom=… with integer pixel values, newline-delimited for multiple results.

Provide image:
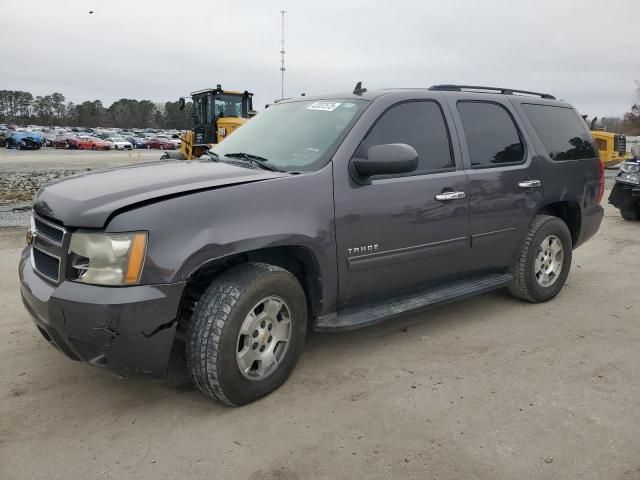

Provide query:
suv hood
left=33, top=159, right=287, bottom=228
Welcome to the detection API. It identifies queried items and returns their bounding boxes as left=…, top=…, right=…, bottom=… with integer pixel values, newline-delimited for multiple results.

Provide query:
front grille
left=32, top=247, right=60, bottom=283
left=34, top=216, right=65, bottom=245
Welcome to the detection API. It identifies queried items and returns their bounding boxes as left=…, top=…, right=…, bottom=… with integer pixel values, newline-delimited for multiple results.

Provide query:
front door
left=334, top=97, right=470, bottom=308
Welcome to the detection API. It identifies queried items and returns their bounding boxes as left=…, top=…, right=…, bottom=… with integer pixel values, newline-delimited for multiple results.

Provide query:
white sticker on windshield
left=306, top=101, right=342, bottom=112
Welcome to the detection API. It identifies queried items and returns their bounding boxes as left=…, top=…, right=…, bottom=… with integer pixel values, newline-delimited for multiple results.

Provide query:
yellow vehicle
left=586, top=118, right=633, bottom=167
left=178, top=85, right=254, bottom=159
left=591, top=130, right=633, bottom=167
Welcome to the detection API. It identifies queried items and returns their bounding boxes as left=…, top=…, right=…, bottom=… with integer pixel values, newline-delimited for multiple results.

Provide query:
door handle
left=435, top=191, right=466, bottom=201
left=518, top=180, right=542, bottom=189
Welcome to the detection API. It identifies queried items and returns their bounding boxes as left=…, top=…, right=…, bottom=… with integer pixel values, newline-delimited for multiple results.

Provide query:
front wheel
left=187, top=263, right=307, bottom=406
left=509, top=215, right=572, bottom=303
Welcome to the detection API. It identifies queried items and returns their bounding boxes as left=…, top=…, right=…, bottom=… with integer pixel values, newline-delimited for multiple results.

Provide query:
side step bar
left=315, top=273, right=513, bottom=332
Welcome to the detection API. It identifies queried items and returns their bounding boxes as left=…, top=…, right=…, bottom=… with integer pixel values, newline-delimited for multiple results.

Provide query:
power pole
left=280, top=10, right=287, bottom=100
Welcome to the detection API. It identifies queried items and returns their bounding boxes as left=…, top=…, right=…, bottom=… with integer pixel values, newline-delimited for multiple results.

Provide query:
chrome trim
left=33, top=213, right=66, bottom=247
left=347, top=236, right=468, bottom=271
left=31, top=245, right=61, bottom=283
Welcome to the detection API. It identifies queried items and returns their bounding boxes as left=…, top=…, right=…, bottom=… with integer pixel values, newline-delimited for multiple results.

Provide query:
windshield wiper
left=203, top=150, right=220, bottom=161
left=222, top=152, right=283, bottom=172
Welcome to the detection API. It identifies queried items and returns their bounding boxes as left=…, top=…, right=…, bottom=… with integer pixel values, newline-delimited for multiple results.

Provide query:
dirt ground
left=1, top=194, right=639, bottom=480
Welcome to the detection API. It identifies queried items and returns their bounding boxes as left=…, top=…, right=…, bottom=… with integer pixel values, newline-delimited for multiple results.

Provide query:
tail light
left=596, top=159, right=605, bottom=204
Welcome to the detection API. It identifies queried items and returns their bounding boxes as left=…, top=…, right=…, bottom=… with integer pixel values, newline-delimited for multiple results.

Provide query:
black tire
left=509, top=215, right=572, bottom=303
left=620, top=208, right=640, bottom=221
left=187, top=263, right=307, bottom=406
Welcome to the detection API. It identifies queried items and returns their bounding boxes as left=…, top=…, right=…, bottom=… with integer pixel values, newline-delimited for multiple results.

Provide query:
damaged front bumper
left=19, top=248, right=185, bottom=377
left=609, top=181, right=640, bottom=209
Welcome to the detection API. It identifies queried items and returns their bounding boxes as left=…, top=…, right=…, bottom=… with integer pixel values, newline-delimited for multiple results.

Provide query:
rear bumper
left=575, top=204, right=604, bottom=248
left=19, top=248, right=185, bottom=377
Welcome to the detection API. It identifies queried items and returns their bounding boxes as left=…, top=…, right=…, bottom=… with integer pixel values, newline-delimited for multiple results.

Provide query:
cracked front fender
left=19, top=251, right=185, bottom=377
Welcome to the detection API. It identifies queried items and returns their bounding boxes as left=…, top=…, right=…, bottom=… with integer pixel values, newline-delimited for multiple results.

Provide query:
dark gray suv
left=19, top=84, right=604, bottom=405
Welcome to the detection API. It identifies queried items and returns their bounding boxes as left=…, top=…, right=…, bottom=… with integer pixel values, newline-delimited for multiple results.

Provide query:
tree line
left=0, top=90, right=193, bottom=129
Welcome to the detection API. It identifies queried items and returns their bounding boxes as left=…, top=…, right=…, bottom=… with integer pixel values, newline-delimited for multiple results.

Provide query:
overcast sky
left=1, top=0, right=638, bottom=117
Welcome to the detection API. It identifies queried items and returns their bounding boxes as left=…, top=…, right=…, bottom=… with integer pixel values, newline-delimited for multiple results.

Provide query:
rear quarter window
left=521, top=104, right=596, bottom=160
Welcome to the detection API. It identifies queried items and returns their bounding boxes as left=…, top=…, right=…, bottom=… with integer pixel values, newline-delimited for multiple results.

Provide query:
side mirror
left=178, top=97, right=186, bottom=111
left=351, top=143, right=418, bottom=182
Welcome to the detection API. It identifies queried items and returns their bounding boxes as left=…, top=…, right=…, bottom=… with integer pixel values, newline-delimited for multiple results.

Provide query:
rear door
left=333, top=94, right=470, bottom=308
left=444, top=95, right=544, bottom=274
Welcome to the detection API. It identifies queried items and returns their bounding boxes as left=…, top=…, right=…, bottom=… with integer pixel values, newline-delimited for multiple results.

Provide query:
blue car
left=5, top=131, right=43, bottom=150
left=125, top=136, right=147, bottom=149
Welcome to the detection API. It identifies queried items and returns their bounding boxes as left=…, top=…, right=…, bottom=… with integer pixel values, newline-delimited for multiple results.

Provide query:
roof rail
left=428, top=84, right=556, bottom=100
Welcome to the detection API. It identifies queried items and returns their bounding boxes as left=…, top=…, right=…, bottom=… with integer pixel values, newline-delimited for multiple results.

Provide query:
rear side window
left=457, top=101, right=525, bottom=168
left=355, top=101, right=454, bottom=175
left=521, top=104, right=596, bottom=160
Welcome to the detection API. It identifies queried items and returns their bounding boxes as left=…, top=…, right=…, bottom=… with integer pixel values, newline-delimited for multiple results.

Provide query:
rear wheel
left=620, top=208, right=640, bottom=221
left=187, top=263, right=307, bottom=406
left=509, top=215, right=572, bottom=303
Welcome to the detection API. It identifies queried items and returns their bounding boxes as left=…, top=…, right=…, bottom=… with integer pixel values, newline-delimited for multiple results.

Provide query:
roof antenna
left=353, top=81, right=367, bottom=95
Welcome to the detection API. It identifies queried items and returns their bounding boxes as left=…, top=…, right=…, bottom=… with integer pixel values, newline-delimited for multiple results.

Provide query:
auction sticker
left=306, top=101, right=342, bottom=111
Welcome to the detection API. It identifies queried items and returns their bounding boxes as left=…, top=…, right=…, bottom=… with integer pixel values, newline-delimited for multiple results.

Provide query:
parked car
left=105, top=137, right=133, bottom=150
left=54, top=134, right=79, bottom=149
left=125, top=136, right=147, bottom=149
left=169, top=134, right=182, bottom=148
left=608, top=155, right=640, bottom=220
left=20, top=84, right=604, bottom=406
left=5, top=131, right=43, bottom=150
left=145, top=137, right=176, bottom=150
left=77, top=136, right=112, bottom=150
left=43, top=131, right=58, bottom=147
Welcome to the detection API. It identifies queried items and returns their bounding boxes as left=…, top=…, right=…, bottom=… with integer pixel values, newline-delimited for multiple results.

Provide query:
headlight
left=620, top=162, right=639, bottom=174
left=69, top=232, right=147, bottom=286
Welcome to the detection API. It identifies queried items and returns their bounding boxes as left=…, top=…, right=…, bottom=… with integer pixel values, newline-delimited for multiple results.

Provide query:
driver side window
left=355, top=100, right=454, bottom=176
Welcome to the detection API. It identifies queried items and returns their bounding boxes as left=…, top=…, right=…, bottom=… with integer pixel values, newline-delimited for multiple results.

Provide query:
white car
left=105, top=137, right=133, bottom=150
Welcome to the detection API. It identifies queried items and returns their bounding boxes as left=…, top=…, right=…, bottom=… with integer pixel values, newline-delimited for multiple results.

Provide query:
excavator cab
left=178, top=85, right=254, bottom=159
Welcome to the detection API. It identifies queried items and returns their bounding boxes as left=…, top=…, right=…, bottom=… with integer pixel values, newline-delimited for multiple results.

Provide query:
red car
left=77, top=136, right=112, bottom=151
left=145, top=138, right=176, bottom=150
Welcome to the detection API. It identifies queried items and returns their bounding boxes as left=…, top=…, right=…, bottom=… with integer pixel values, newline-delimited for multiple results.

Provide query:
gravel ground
left=1, top=194, right=639, bottom=480
left=0, top=148, right=160, bottom=226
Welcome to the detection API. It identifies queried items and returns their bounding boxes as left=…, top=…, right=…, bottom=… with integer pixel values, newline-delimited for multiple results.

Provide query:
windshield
left=215, top=94, right=244, bottom=118
left=210, top=99, right=368, bottom=171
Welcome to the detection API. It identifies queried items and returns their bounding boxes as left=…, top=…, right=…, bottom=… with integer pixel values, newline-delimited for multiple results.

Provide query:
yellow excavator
left=588, top=117, right=633, bottom=167
left=177, top=85, right=255, bottom=159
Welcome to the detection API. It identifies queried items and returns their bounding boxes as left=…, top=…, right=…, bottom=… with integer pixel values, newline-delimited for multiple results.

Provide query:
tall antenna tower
left=280, top=10, right=287, bottom=100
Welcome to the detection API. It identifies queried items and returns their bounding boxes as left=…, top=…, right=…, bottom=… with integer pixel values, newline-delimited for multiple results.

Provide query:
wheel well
left=178, top=246, right=322, bottom=334
left=537, top=201, right=581, bottom=246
